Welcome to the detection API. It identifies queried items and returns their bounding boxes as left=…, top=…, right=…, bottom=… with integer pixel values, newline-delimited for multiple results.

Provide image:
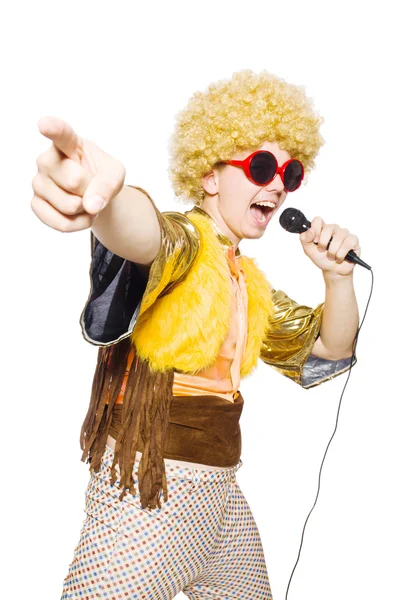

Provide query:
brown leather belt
left=109, top=392, right=244, bottom=468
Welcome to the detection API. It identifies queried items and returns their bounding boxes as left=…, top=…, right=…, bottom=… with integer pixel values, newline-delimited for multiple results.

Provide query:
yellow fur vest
left=131, top=211, right=275, bottom=379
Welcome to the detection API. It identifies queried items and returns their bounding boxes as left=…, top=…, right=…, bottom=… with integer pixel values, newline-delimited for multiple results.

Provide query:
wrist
left=323, top=270, right=354, bottom=286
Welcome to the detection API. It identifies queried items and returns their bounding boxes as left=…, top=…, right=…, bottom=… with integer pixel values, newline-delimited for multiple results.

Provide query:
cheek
left=220, top=171, right=242, bottom=194
left=219, top=168, right=256, bottom=198
left=275, top=194, right=288, bottom=212
left=218, top=178, right=244, bottom=210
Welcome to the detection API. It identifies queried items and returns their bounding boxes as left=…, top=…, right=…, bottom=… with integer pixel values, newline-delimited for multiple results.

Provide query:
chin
left=243, top=227, right=267, bottom=240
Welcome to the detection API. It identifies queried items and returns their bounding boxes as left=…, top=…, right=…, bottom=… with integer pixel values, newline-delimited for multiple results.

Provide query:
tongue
left=250, top=204, right=265, bottom=221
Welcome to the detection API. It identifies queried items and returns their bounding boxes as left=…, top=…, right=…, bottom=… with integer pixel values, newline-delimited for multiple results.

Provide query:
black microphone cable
left=285, top=266, right=374, bottom=599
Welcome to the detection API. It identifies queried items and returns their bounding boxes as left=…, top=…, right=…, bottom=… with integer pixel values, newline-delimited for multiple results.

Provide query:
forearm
left=91, top=185, right=161, bottom=266
left=312, top=274, right=359, bottom=360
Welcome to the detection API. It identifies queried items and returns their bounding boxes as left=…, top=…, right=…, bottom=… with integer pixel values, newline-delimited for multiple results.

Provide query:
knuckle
left=57, top=216, right=76, bottom=233
left=30, top=194, right=40, bottom=212
left=31, top=172, right=43, bottom=193
left=60, top=214, right=93, bottom=233
left=66, top=173, right=83, bottom=192
left=36, top=151, right=51, bottom=171
left=312, top=216, right=323, bottom=227
left=68, top=195, right=84, bottom=214
left=59, top=221, right=72, bottom=233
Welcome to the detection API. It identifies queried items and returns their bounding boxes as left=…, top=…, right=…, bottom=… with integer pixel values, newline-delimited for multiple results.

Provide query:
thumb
left=300, top=227, right=317, bottom=245
left=82, top=173, right=123, bottom=214
left=38, top=116, right=83, bottom=162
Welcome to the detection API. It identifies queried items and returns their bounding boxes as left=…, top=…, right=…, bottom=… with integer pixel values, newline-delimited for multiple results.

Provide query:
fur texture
left=131, top=211, right=274, bottom=378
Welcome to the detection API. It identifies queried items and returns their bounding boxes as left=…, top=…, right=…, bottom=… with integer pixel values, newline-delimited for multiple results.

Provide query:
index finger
left=38, top=116, right=83, bottom=162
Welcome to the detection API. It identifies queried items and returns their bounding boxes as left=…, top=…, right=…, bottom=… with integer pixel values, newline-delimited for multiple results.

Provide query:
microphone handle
left=319, top=237, right=371, bottom=271
left=283, top=213, right=371, bottom=270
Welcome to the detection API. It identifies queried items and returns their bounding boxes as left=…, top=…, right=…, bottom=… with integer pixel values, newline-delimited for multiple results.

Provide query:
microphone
left=279, top=208, right=371, bottom=271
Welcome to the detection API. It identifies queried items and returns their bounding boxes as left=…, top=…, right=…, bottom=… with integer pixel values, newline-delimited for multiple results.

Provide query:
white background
left=2, top=1, right=396, bottom=599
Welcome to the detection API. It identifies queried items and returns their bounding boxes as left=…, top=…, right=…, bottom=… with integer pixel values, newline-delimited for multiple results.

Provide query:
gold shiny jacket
left=80, top=186, right=356, bottom=389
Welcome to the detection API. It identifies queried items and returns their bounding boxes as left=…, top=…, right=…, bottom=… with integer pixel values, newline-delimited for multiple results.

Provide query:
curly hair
left=168, top=69, right=325, bottom=206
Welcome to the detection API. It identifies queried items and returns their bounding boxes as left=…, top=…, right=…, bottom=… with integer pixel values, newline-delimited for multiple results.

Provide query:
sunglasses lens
left=249, top=152, right=277, bottom=184
left=284, top=160, right=304, bottom=191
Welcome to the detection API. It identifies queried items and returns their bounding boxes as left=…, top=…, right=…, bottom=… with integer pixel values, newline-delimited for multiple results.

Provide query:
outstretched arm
left=32, top=117, right=161, bottom=267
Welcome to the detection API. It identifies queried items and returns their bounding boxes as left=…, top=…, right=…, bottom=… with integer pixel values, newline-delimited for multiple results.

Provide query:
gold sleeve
left=79, top=186, right=200, bottom=346
left=260, top=289, right=357, bottom=389
left=137, top=187, right=201, bottom=317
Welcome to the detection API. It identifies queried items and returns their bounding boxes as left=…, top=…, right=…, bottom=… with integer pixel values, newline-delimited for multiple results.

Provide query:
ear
left=201, top=169, right=219, bottom=195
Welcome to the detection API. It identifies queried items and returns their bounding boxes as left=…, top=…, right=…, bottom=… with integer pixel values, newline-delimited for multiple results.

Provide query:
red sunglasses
left=222, top=150, right=304, bottom=192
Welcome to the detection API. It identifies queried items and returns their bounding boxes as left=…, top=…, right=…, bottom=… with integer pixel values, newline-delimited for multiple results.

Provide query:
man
left=32, top=69, right=359, bottom=599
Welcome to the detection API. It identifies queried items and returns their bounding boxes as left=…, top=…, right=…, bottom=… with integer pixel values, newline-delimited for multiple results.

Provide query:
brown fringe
left=80, top=337, right=175, bottom=511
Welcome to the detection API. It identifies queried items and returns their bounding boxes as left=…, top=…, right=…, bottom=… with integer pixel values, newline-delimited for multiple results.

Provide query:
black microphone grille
left=279, top=208, right=308, bottom=234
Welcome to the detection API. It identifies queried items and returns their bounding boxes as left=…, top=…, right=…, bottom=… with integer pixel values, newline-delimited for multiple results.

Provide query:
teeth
left=253, top=201, right=276, bottom=208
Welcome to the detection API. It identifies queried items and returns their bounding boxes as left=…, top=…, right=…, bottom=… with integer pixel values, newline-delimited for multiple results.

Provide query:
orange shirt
left=106, top=244, right=247, bottom=406
left=173, top=245, right=247, bottom=403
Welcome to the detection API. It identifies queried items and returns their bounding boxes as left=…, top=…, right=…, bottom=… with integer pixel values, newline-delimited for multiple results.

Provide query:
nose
left=265, top=172, right=284, bottom=193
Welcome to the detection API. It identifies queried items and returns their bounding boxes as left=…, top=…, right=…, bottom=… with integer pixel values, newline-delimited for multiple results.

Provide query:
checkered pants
left=60, top=445, right=273, bottom=599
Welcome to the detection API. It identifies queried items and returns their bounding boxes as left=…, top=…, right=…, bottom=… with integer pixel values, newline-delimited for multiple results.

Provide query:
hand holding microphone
left=279, top=208, right=371, bottom=272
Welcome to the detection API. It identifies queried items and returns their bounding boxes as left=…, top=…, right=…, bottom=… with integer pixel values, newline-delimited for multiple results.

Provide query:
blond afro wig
left=168, top=69, right=325, bottom=206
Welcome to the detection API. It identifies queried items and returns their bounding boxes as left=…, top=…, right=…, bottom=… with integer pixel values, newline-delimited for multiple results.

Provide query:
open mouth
left=249, top=202, right=276, bottom=226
